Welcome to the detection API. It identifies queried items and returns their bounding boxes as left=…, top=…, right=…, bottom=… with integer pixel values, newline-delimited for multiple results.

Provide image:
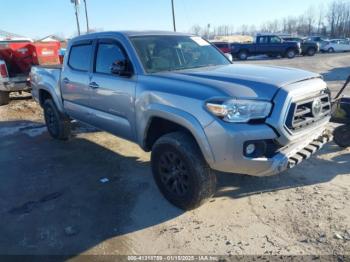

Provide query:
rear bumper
left=0, top=77, right=30, bottom=92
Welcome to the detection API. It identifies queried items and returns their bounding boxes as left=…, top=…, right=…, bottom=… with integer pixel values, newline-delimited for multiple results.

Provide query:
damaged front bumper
left=205, top=119, right=332, bottom=176
left=260, top=130, right=332, bottom=176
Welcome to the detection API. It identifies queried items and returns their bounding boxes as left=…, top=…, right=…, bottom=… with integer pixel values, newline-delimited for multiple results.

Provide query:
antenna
left=83, top=0, right=90, bottom=33
left=171, top=0, right=176, bottom=32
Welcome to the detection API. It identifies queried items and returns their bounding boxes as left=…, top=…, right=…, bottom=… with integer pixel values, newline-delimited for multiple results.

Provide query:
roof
left=122, top=30, right=193, bottom=36
left=0, top=29, right=32, bottom=42
left=38, top=35, right=65, bottom=42
left=72, top=30, right=193, bottom=41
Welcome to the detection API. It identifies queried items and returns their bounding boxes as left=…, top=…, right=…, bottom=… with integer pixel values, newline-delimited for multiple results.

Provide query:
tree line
left=189, top=0, right=350, bottom=39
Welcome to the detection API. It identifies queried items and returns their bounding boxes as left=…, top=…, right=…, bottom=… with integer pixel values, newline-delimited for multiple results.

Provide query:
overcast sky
left=0, top=0, right=335, bottom=39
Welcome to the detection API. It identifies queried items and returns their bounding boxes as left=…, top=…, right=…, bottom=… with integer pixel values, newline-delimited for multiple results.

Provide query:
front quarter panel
left=135, top=75, right=226, bottom=165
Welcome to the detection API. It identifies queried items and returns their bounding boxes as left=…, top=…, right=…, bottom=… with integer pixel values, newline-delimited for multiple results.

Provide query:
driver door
left=88, top=39, right=137, bottom=141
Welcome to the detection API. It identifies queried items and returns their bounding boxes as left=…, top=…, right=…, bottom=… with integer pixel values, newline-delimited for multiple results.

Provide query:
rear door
left=255, top=36, right=270, bottom=54
left=269, top=36, right=284, bottom=54
left=339, top=40, right=350, bottom=51
left=88, top=38, right=137, bottom=141
left=61, top=40, right=93, bottom=123
left=332, top=40, right=341, bottom=51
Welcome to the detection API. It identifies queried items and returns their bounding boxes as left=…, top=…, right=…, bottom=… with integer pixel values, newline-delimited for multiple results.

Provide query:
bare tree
left=188, top=0, right=350, bottom=39
left=189, top=25, right=202, bottom=36
left=305, top=6, right=316, bottom=35
left=317, top=3, right=325, bottom=34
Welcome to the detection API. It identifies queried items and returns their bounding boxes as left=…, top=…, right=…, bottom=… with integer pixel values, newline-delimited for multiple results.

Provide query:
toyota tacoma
left=30, top=31, right=331, bottom=210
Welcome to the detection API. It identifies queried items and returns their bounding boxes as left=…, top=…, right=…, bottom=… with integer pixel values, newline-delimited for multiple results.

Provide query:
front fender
left=138, top=103, right=215, bottom=166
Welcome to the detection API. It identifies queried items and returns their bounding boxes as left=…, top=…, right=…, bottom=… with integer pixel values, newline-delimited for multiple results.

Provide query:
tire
left=285, top=49, right=296, bottom=59
left=151, top=132, right=217, bottom=210
left=238, top=50, right=248, bottom=60
left=43, top=99, right=71, bottom=140
left=333, top=125, right=350, bottom=148
left=306, top=48, right=316, bottom=56
left=0, top=91, right=10, bottom=106
left=328, top=48, right=335, bottom=53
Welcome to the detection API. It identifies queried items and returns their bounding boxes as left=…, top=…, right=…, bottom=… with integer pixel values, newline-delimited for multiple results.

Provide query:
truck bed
left=30, top=65, right=62, bottom=105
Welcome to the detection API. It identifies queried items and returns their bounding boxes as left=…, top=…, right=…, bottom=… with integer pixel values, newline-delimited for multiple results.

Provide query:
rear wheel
left=238, top=50, right=248, bottom=60
left=333, top=125, right=350, bottom=148
left=286, top=49, right=296, bottom=59
left=43, top=99, right=71, bottom=140
left=0, top=91, right=10, bottom=106
left=306, top=48, right=316, bottom=56
left=151, top=132, right=217, bottom=210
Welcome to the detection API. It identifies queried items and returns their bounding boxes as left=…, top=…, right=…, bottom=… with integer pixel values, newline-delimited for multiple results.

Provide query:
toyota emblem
left=312, top=98, right=322, bottom=117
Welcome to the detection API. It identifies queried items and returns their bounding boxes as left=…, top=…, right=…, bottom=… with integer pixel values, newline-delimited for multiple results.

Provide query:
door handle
left=62, top=77, right=70, bottom=84
left=89, top=82, right=99, bottom=89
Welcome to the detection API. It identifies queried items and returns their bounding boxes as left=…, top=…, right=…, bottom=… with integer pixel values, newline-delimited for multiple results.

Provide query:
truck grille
left=286, top=93, right=331, bottom=131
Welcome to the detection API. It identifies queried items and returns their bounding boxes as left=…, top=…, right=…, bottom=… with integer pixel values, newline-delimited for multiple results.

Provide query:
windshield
left=130, top=35, right=230, bottom=73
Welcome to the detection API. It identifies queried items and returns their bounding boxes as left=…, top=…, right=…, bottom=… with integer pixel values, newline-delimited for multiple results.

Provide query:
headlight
left=206, top=99, right=272, bottom=123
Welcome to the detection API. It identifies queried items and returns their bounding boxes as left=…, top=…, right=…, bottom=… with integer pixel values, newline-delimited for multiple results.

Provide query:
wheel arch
left=140, top=104, right=215, bottom=166
left=37, top=86, right=64, bottom=113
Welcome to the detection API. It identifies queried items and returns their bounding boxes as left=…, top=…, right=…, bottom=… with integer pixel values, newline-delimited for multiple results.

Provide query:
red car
left=212, top=41, right=231, bottom=53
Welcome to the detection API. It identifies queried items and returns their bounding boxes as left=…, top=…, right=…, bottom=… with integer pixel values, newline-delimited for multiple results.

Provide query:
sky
left=0, top=0, right=335, bottom=39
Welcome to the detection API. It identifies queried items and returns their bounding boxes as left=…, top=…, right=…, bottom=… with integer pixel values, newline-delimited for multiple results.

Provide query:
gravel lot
left=0, top=53, right=349, bottom=258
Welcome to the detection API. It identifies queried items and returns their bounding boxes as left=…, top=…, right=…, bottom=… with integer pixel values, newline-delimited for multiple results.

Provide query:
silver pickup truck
left=31, top=31, right=332, bottom=210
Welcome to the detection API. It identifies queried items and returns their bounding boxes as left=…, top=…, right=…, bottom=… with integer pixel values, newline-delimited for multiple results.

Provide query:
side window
left=270, top=36, right=281, bottom=43
left=68, top=44, right=92, bottom=71
left=258, top=36, right=268, bottom=44
left=95, top=43, right=126, bottom=74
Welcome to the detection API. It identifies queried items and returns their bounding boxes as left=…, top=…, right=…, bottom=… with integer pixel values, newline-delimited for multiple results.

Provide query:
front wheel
left=43, top=99, right=71, bottom=140
left=286, top=49, right=296, bottom=59
left=151, top=132, right=217, bottom=210
left=328, top=48, right=335, bottom=53
left=333, top=125, right=350, bottom=148
left=0, top=91, right=10, bottom=106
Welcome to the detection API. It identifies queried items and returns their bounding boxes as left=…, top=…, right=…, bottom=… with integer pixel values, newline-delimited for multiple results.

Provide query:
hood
left=154, top=64, right=320, bottom=101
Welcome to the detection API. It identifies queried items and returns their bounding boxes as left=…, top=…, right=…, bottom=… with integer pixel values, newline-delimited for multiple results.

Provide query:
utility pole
left=71, top=0, right=81, bottom=35
left=171, top=0, right=176, bottom=32
left=83, top=0, right=90, bottom=33
left=207, top=24, right=211, bottom=39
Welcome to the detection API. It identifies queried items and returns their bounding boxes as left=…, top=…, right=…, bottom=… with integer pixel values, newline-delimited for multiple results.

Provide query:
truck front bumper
left=204, top=121, right=331, bottom=176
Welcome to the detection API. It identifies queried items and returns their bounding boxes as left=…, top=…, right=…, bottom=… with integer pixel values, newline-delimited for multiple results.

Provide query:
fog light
left=245, top=143, right=256, bottom=155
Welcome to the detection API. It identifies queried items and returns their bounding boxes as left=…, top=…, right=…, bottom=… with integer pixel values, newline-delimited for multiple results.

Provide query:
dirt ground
left=0, top=52, right=349, bottom=259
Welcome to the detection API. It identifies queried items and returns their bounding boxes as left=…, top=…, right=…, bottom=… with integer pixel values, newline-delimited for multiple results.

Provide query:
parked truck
left=280, top=36, right=319, bottom=56
left=31, top=31, right=332, bottom=210
left=231, top=34, right=301, bottom=60
left=0, top=39, right=61, bottom=105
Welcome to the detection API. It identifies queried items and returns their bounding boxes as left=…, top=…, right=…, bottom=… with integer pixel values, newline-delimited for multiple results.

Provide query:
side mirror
left=224, top=53, right=233, bottom=62
left=111, top=60, right=132, bottom=77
